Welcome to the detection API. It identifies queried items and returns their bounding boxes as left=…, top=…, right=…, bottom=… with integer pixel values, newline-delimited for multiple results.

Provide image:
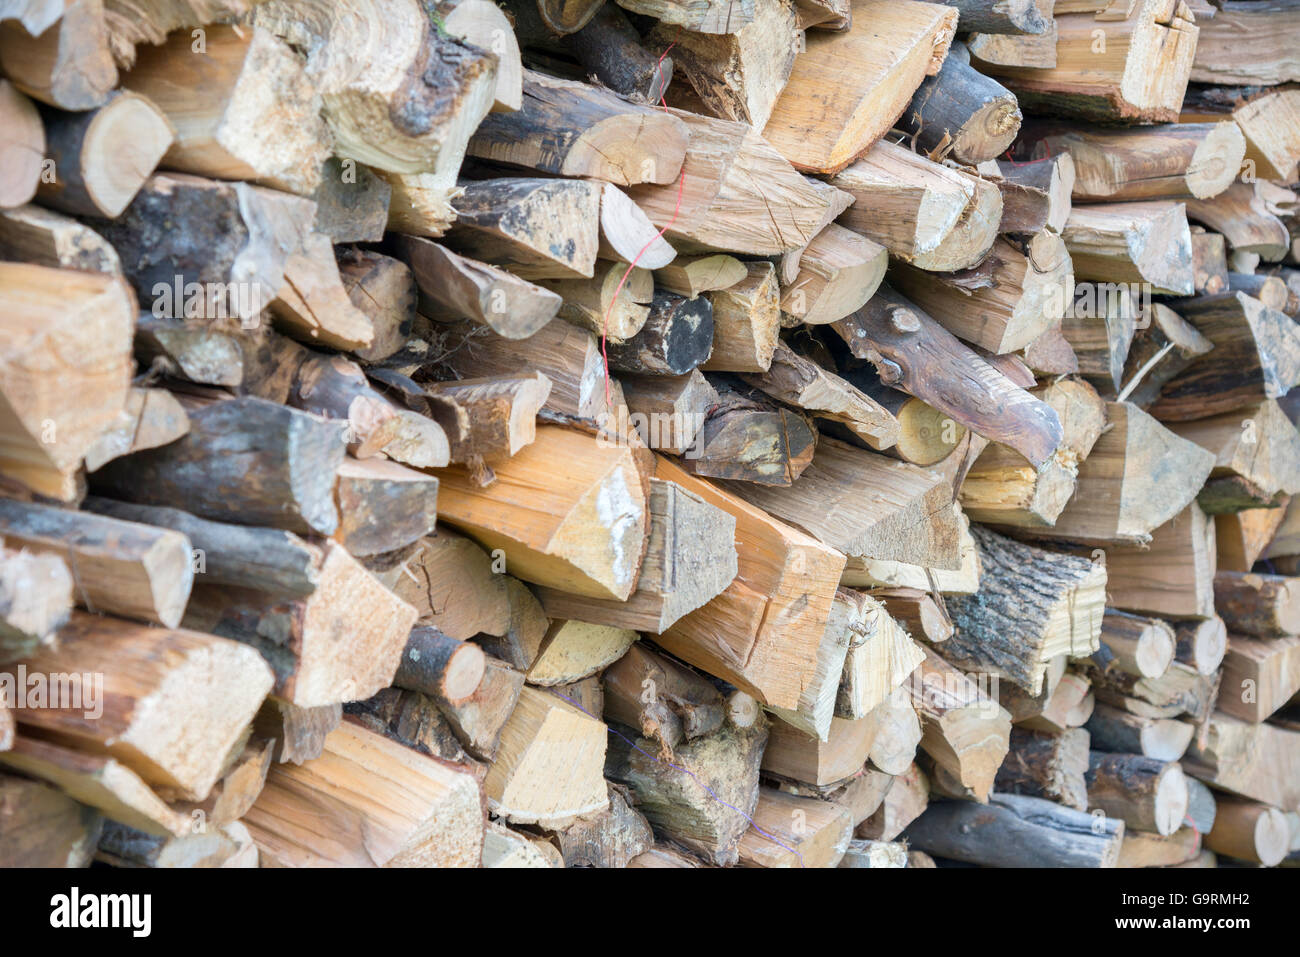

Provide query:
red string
left=601, top=35, right=686, bottom=408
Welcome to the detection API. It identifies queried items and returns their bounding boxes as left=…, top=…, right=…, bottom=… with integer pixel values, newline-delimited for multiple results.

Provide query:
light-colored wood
left=1086, top=703, right=1194, bottom=761
left=1098, top=505, right=1218, bottom=619
left=245, top=720, right=484, bottom=867
left=763, top=713, right=880, bottom=787
left=434, top=424, right=647, bottom=602
left=0, top=774, right=102, bottom=867
left=597, top=183, right=677, bottom=270
left=1118, top=827, right=1201, bottom=868
left=538, top=261, right=653, bottom=344
left=0, top=0, right=117, bottom=109
left=1218, top=634, right=1300, bottom=724
left=737, top=786, right=852, bottom=868
left=526, top=620, right=638, bottom=686
left=1064, top=201, right=1195, bottom=296
left=857, top=761, right=928, bottom=841
left=1169, top=400, right=1300, bottom=513
left=1185, top=182, right=1293, bottom=262
left=484, top=685, right=607, bottom=829
left=1002, top=671, right=1095, bottom=734
left=438, top=0, right=522, bottom=111
left=1214, top=571, right=1300, bottom=638
left=762, top=0, right=958, bottom=174
left=701, top=261, right=781, bottom=373
left=1205, top=797, right=1291, bottom=867
left=1094, top=611, right=1176, bottom=680
left=836, top=592, right=925, bottom=721
left=335, top=458, right=440, bottom=556
left=0, top=500, right=194, bottom=628
left=0, top=543, right=72, bottom=665
left=1184, top=712, right=1300, bottom=811
left=83, top=387, right=189, bottom=473
left=1086, top=751, right=1188, bottom=836
left=781, top=224, right=887, bottom=326
left=656, top=254, right=747, bottom=297
left=1190, top=1, right=1300, bottom=86
left=0, top=203, right=120, bottom=274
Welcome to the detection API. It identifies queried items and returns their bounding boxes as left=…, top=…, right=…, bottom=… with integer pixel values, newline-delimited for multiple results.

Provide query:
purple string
left=547, top=688, right=808, bottom=868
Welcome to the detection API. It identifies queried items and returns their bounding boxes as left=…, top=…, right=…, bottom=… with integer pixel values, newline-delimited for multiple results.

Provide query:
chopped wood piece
left=656, top=254, right=748, bottom=297
left=540, top=261, right=653, bottom=344
left=435, top=425, right=647, bottom=601
left=841, top=503, right=980, bottom=593
left=780, top=224, right=887, bottom=326
left=470, top=70, right=686, bottom=185
left=485, top=685, right=607, bottom=828
left=613, top=0, right=756, bottom=32
left=0, top=544, right=72, bottom=665
left=653, top=456, right=845, bottom=710
left=83, top=387, right=188, bottom=474
left=1086, top=751, right=1189, bottom=836
left=1185, top=181, right=1293, bottom=262
left=338, top=250, right=416, bottom=363
left=537, top=477, right=737, bottom=634
left=994, top=153, right=1074, bottom=234
left=245, top=721, right=484, bottom=867
left=311, top=158, right=390, bottom=244
left=971, top=0, right=1198, bottom=123
left=538, top=2, right=671, bottom=101
left=869, top=587, right=952, bottom=643
left=1213, top=571, right=1300, bottom=638
left=1172, top=401, right=1300, bottom=514
left=737, top=785, right=852, bottom=868
left=723, top=436, right=961, bottom=568
left=698, top=261, right=780, bottom=373
left=1001, top=670, right=1094, bottom=733
left=603, top=642, right=725, bottom=754
left=1118, top=826, right=1201, bottom=868
left=83, top=498, right=322, bottom=598
left=0, top=0, right=117, bottom=110
left=900, top=41, right=1021, bottom=165
left=186, top=542, right=416, bottom=708
left=97, top=819, right=258, bottom=868
left=0, top=774, right=102, bottom=867
left=906, top=792, right=1124, bottom=867
left=857, top=761, right=928, bottom=840
left=1064, top=202, right=1195, bottom=296
left=436, top=0, right=523, bottom=111
left=762, top=0, right=957, bottom=174
left=0, top=203, right=120, bottom=274
left=527, top=620, right=638, bottom=687
left=1118, top=301, right=1214, bottom=409
left=393, top=626, right=486, bottom=707
left=447, top=177, right=602, bottom=280
left=1085, top=703, right=1194, bottom=762
left=596, top=183, right=676, bottom=271
left=1190, top=1, right=1300, bottom=86
left=94, top=396, right=346, bottom=536
left=763, top=713, right=880, bottom=787
left=0, top=500, right=193, bottom=628
left=254, top=0, right=496, bottom=175
left=270, top=233, right=378, bottom=351
left=994, top=727, right=1090, bottom=810
left=1174, top=616, right=1227, bottom=676
left=552, top=784, right=653, bottom=867
left=627, top=109, right=833, bottom=255
left=433, top=655, right=525, bottom=762
left=1093, top=611, right=1176, bottom=680
left=0, top=79, right=43, bottom=209
left=909, top=646, right=1012, bottom=801
left=944, top=528, right=1106, bottom=694
left=891, top=231, right=1073, bottom=355
left=1205, top=797, right=1291, bottom=867
left=618, top=370, right=716, bottom=456
left=254, top=698, right=341, bottom=765
left=836, top=593, right=925, bottom=721
left=3, top=611, right=272, bottom=801
left=935, top=0, right=1051, bottom=34
left=868, top=688, right=924, bottom=774
left=832, top=286, right=1064, bottom=469
left=1151, top=292, right=1300, bottom=421
left=1218, top=634, right=1300, bottom=724
left=1184, top=712, right=1300, bottom=810
left=681, top=378, right=816, bottom=486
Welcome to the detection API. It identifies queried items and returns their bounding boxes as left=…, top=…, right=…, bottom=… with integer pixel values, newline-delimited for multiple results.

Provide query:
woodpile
left=1, top=0, right=1299, bottom=872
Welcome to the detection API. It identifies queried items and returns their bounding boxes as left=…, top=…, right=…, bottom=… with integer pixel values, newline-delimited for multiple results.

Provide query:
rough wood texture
left=1213, top=571, right=1300, bottom=638
left=994, top=727, right=1090, bottom=810
left=899, top=41, right=1021, bottom=165
left=1086, top=751, right=1189, bottom=836
left=1184, top=712, right=1300, bottom=810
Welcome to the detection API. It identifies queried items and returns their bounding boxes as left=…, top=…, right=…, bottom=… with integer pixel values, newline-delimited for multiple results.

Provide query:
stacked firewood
left=0, top=0, right=1298, bottom=870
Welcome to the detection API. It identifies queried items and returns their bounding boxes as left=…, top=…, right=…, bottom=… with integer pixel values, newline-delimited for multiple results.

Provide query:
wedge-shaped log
left=780, top=224, right=887, bottom=326
left=1100, top=504, right=1217, bottom=619
left=1, top=612, right=272, bottom=801
left=0, top=262, right=133, bottom=500
left=434, top=425, right=648, bottom=601
left=1190, top=1, right=1300, bottom=86
left=1218, top=634, right=1300, bottom=724
left=0, top=0, right=117, bottom=110
left=244, top=720, right=484, bottom=867
left=1169, top=400, right=1300, bottom=514
left=1184, top=181, right=1293, bottom=262
left=1063, top=201, right=1195, bottom=296
left=94, top=396, right=347, bottom=537
left=737, top=786, right=852, bottom=868
left=602, top=643, right=726, bottom=754
left=762, top=0, right=957, bottom=174
left=334, top=457, right=439, bottom=557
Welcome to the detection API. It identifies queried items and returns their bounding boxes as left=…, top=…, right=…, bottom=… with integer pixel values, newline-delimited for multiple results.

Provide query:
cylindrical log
left=394, top=626, right=487, bottom=705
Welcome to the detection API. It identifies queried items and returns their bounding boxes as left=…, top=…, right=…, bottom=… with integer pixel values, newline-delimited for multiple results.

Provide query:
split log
left=1092, top=611, right=1176, bottom=680
left=840, top=503, right=980, bottom=593
left=626, top=109, right=833, bottom=255
left=1002, top=670, right=1094, bottom=734
left=1185, top=182, right=1293, bottom=262
left=617, top=370, right=716, bottom=455
left=1059, top=282, right=1137, bottom=394
left=1213, top=572, right=1300, bottom=638
left=1184, top=85, right=1300, bottom=182
left=433, top=424, right=647, bottom=601
left=424, top=373, right=552, bottom=478
left=603, top=292, right=714, bottom=376
left=836, top=593, right=925, bottom=722
left=1086, top=657, right=1219, bottom=725
left=869, top=587, right=952, bottom=643
left=944, top=527, right=1107, bottom=694
left=1191, top=228, right=1230, bottom=296
left=650, top=0, right=799, bottom=129
left=613, top=0, right=757, bottom=32
left=1185, top=775, right=1217, bottom=836
left=737, top=786, right=852, bottom=868
left=83, top=387, right=189, bottom=474
left=905, top=792, right=1124, bottom=867
left=0, top=545, right=72, bottom=665
left=540, top=262, right=653, bottom=343
left=909, top=646, right=1012, bottom=801
left=434, top=655, right=525, bottom=762
left=723, top=436, right=961, bottom=568
left=469, top=70, right=686, bottom=185
left=185, top=543, right=416, bottom=708
left=969, top=0, right=1198, bottom=124
left=446, top=177, right=602, bottom=280
left=311, top=158, right=390, bottom=244
left=680, top=378, right=817, bottom=486
left=602, top=643, right=725, bottom=754
left=656, top=254, right=747, bottom=297
left=1190, top=1, right=1300, bottom=86
left=534, top=2, right=671, bottom=101
left=1184, top=712, right=1300, bottom=810
left=761, top=0, right=957, bottom=174
left=1205, top=797, right=1291, bottom=867
left=993, top=727, right=1090, bottom=810
left=833, top=287, right=1063, bottom=467
left=0, top=79, right=43, bottom=209
left=763, top=713, right=880, bottom=787
left=0, top=775, right=102, bottom=867
left=82, top=498, right=322, bottom=598
left=253, top=0, right=496, bottom=175
left=1218, top=634, right=1300, bottom=724
left=97, top=820, right=258, bottom=869
left=780, top=225, right=887, bottom=326
left=899, top=41, right=1021, bottom=165
left=551, top=785, right=652, bottom=868
left=1085, top=703, right=1194, bottom=762
left=1063, top=202, right=1195, bottom=296
left=435, top=0, right=523, bottom=111
left=0, top=500, right=193, bottom=628
left=526, top=620, right=638, bottom=686
left=2, top=611, right=272, bottom=801
left=245, top=721, right=483, bottom=867
left=400, top=238, right=560, bottom=340
left=1117, top=302, right=1214, bottom=409
left=537, top=477, right=737, bottom=634
left=483, top=685, right=606, bottom=828
left=698, top=261, right=781, bottom=373
left=868, top=690, right=924, bottom=775
left=1029, top=402, right=1215, bottom=545
left=1174, top=616, right=1228, bottom=676
left=369, top=531, right=510, bottom=641
left=93, top=396, right=346, bottom=537
left=652, top=456, right=845, bottom=710
left=1150, top=292, right=1300, bottom=421
left=993, top=154, right=1074, bottom=234
left=890, top=231, right=1073, bottom=355
left=596, top=183, right=676, bottom=270
left=0, top=262, right=134, bottom=501
left=253, top=698, right=341, bottom=765
left=0, top=0, right=117, bottom=110
left=338, top=250, right=416, bottom=363
left=1033, top=122, right=1246, bottom=203
left=1118, top=827, right=1202, bottom=868
left=0, top=203, right=120, bottom=274
left=960, top=376, right=1107, bottom=528
left=857, top=762, right=928, bottom=841
left=607, top=719, right=767, bottom=865
left=121, top=25, right=327, bottom=196
left=1086, top=751, right=1189, bottom=836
